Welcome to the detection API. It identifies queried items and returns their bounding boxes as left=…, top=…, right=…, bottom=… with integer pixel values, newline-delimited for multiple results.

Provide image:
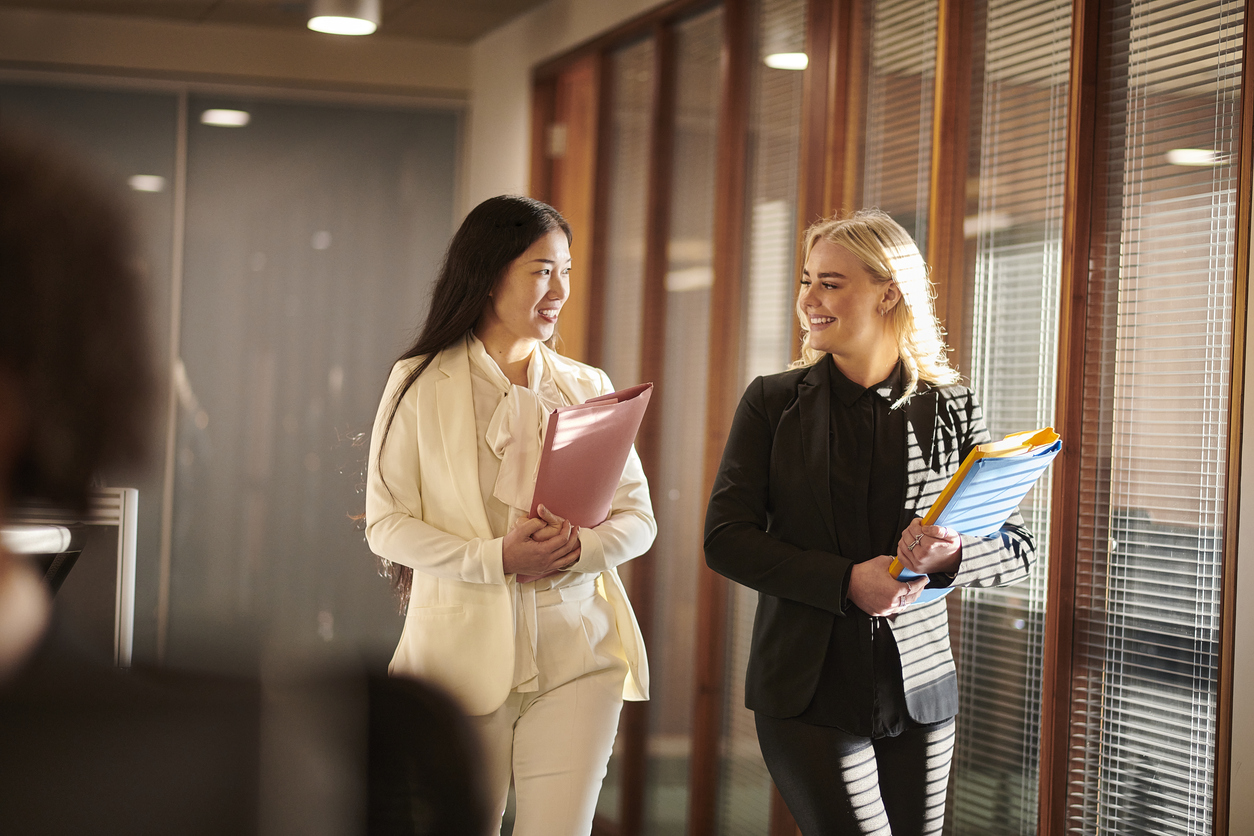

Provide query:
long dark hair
left=376, top=195, right=571, bottom=605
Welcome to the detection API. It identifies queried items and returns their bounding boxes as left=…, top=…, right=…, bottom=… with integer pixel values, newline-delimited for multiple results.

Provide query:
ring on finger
left=907, top=533, right=924, bottom=551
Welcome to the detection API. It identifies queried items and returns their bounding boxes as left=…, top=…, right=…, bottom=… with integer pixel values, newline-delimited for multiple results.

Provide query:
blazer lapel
left=537, top=343, right=601, bottom=405
left=798, top=360, right=839, bottom=547
left=435, top=340, right=495, bottom=540
left=903, top=385, right=938, bottom=515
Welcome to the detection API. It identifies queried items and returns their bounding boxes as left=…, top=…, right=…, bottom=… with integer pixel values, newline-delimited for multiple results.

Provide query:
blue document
left=894, top=432, right=1061, bottom=603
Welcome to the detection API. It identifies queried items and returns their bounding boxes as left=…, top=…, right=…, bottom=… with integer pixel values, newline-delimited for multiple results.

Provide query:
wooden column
left=530, top=78, right=557, bottom=205
left=926, top=0, right=974, bottom=368
left=547, top=54, right=603, bottom=364
left=799, top=0, right=853, bottom=226
left=1037, top=0, right=1101, bottom=831
left=585, top=50, right=616, bottom=370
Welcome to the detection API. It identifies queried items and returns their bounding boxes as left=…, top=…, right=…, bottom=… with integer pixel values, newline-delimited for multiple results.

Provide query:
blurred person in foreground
left=0, top=127, right=488, bottom=835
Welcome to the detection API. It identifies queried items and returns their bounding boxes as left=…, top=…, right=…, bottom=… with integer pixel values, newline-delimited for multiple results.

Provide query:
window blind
left=1067, top=0, right=1244, bottom=832
left=860, top=0, right=938, bottom=252
left=947, top=0, right=1071, bottom=832
left=595, top=34, right=656, bottom=828
left=717, top=0, right=806, bottom=833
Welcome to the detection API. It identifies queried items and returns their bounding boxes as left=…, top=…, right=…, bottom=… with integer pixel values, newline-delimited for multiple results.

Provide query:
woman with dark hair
left=365, top=195, right=655, bottom=836
left=704, top=210, right=1036, bottom=834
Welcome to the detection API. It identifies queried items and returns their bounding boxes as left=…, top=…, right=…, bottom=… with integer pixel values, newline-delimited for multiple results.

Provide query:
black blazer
left=704, top=360, right=1036, bottom=722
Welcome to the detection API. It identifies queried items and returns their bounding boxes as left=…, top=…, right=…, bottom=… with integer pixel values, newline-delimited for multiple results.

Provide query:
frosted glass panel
left=169, top=97, right=459, bottom=670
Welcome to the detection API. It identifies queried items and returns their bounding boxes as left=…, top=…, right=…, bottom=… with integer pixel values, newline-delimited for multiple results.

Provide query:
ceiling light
left=201, top=109, right=251, bottom=127
left=1166, top=148, right=1226, bottom=166
left=764, top=53, right=808, bottom=71
left=307, top=0, right=379, bottom=35
left=128, top=175, right=166, bottom=193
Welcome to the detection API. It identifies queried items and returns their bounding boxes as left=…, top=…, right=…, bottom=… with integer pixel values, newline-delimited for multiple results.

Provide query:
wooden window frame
left=1036, top=0, right=1100, bottom=832
left=530, top=0, right=1253, bottom=831
left=531, top=4, right=729, bottom=835
left=1218, top=6, right=1254, bottom=835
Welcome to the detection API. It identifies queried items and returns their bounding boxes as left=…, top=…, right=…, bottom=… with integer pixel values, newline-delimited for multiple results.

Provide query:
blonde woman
left=704, top=209, right=1036, bottom=834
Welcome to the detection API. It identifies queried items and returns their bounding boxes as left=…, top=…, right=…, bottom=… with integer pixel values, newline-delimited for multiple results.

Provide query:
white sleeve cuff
left=570, top=526, right=608, bottom=574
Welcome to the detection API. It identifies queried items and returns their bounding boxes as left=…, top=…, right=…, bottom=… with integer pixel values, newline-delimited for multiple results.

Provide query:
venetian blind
left=717, top=0, right=807, bottom=832
left=1067, top=0, right=1244, bottom=832
left=859, top=0, right=937, bottom=252
left=595, top=34, right=656, bottom=828
left=947, top=0, right=1071, bottom=832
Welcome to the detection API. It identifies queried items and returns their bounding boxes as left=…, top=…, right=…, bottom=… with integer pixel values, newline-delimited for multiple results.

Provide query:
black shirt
left=794, top=357, right=915, bottom=736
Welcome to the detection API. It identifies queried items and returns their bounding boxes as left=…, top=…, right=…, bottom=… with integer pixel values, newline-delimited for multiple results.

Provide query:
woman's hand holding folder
left=850, top=555, right=930, bottom=616
left=506, top=504, right=581, bottom=582
left=894, top=519, right=961, bottom=576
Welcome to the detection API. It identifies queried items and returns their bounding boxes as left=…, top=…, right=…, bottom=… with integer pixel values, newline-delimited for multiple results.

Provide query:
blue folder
left=893, top=430, right=1061, bottom=603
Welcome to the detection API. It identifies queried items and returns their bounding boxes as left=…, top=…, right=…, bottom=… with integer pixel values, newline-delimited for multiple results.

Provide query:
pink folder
left=528, top=383, right=653, bottom=527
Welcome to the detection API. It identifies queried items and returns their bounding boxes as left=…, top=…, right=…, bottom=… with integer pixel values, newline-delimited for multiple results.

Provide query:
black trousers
left=755, top=713, right=955, bottom=835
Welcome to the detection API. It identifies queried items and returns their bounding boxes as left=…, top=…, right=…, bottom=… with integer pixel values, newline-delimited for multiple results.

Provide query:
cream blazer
left=365, top=338, right=655, bottom=716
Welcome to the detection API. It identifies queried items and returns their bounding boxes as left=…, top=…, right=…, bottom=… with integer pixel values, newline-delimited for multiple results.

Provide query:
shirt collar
left=827, top=356, right=903, bottom=407
left=467, top=332, right=547, bottom=394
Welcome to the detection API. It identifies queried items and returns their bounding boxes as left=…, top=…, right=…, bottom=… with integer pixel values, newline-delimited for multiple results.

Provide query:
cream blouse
left=465, top=333, right=607, bottom=692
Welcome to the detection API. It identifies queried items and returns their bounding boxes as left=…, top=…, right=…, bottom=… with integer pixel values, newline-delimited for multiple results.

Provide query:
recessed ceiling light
left=201, top=109, right=251, bottom=127
left=307, top=0, right=379, bottom=35
left=128, top=175, right=166, bottom=193
left=308, top=15, right=376, bottom=35
left=764, top=53, right=808, bottom=71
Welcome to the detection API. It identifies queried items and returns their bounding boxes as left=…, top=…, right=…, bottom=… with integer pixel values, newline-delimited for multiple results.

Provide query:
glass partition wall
left=533, top=0, right=1251, bottom=830
left=859, top=0, right=938, bottom=251
left=0, top=77, right=461, bottom=673
left=717, top=0, right=807, bottom=833
left=557, top=6, right=727, bottom=832
left=947, top=0, right=1072, bottom=831
left=171, top=96, right=458, bottom=669
left=644, top=8, right=724, bottom=834
left=1064, top=0, right=1244, bottom=831
left=595, top=34, right=657, bottom=828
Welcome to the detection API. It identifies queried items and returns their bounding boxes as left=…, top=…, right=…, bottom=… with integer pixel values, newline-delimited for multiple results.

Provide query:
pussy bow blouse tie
left=483, top=358, right=565, bottom=692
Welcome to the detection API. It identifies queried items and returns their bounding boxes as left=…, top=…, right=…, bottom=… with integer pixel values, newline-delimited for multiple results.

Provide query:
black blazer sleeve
left=703, top=376, right=851, bottom=614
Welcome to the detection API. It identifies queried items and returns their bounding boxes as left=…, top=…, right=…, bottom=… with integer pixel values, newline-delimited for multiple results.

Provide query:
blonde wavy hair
left=791, top=209, right=959, bottom=404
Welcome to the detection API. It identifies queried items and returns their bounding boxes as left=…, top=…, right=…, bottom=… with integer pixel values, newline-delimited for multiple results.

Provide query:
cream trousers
left=472, top=579, right=629, bottom=836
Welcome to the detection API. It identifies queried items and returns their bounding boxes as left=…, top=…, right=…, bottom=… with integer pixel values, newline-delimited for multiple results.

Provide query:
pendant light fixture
left=307, top=0, right=380, bottom=36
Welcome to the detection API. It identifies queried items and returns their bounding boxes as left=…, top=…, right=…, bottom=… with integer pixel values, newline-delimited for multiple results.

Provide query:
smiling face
left=477, top=227, right=571, bottom=352
left=799, top=237, right=902, bottom=376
